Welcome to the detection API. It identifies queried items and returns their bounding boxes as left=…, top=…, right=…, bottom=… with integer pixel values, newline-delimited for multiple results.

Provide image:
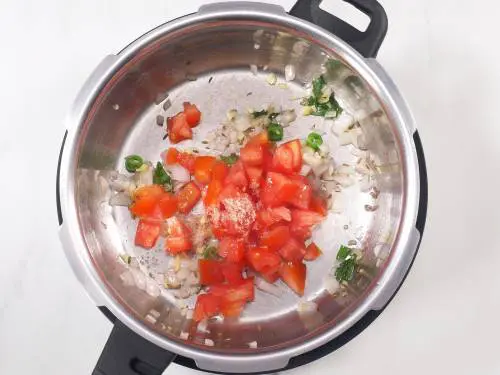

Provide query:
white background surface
left=1, top=0, right=499, bottom=374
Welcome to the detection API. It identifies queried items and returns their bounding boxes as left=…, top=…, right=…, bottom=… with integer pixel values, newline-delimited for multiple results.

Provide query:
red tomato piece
left=193, top=293, right=222, bottom=322
left=290, top=209, right=324, bottom=240
left=165, top=148, right=178, bottom=165
left=245, top=166, right=263, bottom=191
left=199, top=259, right=225, bottom=285
left=129, top=185, right=164, bottom=218
left=158, top=192, right=178, bottom=219
left=310, top=196, right=328, bottom=217
left=177, top=152, right=197, bottom=173
left=168, top=112, right=192, bottom=144
left=240, top=143, right=264, bottom=166
left=260, top=225, right=290, bottom=251
left=164, top=217, right=192, bottom=254
left=224, top=160, right=248, bottom=190
left=279, top=261, right=306, bottom=296
left=278, top=237, right=306, bottom=261
left=260, top=172, right=299, bottom=207
left=218, top=237, right=246, bottom=263
left=204, top=179, right=222, bottom=207
left=220, top=301, right=245, bottom=318
left=211, top=161, right=229, bottom=181
left=194, top=156, right=216, bottom=185
left=246, top=246, right=282, bottom=273
left=255, top=207, right=292, bottom=229
left=286, top=176, right=312, bottom=210
left=247, top=132, right=269, bottom=147
left=304, top=242, right=322, bottom=261
left=183, top=102, right=201, bottom=127
left=210, top=277, right=255, bottom=304
left=176, top=182, right=201, bottom=214
left=220, top=262, right=244, bottom=285
left=134, top=219, right=161, bottom=249
left=272, top=140, right=302, bottom=174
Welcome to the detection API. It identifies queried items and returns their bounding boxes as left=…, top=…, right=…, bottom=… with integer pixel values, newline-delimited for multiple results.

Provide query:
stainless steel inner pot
left=57, top=2, right=427, bottom=374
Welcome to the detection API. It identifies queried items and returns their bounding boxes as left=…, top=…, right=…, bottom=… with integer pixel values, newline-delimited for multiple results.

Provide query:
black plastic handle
left=289, top=0, right=388, bottom=58
left=92, top=318, right=176, bottom=375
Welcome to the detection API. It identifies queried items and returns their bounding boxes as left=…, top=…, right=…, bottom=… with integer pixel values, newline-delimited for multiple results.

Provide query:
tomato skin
left=272, top=140, right=302, bottom=174
left=240, top=143, right=264, bottom=166
left=168, top=112, right=192, bottom=144
left=164, top=217, right=192, bottom=254
left=193, top=293, right=222, bottom=322
left=158, top=192, right=178, bottom=219
left=165, top=148, right=179, bottom=165
left=259, top=225, right=290, bottom=251
left=246, top=246, right=282, bottom=273
left=194, top=156, right=216, bottom=184
left=183, top=102, right=201, bottom=127
left=310, top=196, right=328, bottom=217
left=290, top=209, right=324, bottom=240
left=224, top=161, right=248, bottom=190
left=220, top=262, right=244, bottom=285
left=204, top=179, right=223, bottom=207
left=304, top=242, right=322, bottom=261
left=279, top=261, right=306, bottom=296
left=218, top=237, right=246, bottom=263
left=176, top=152, right=197, bottom=173
left=278, top=237, right=306, bottom=261
left=130, top=185, right=164, bottom=218
left=134, top=219, right=161, bottom=249
left=211, top=161, right=229, bottom=181
left=176, top=182, right=201, bottom=214
left=199, top=259, right=225, bottom=285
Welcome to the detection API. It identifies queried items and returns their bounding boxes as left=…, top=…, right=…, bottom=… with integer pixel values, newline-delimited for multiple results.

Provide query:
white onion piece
left=333, top=174, right=355, bottom=187
left=109, top=193, right=132, bottom=206
left=167, top=164, right=190, bottom=182
left=285, top=64, right=296, bottom=81
left=204, top=339, right=215, bottom=347
left=250, top=64, right=258, bottom=75
left=109, top=174, right=132, bottom=192
left=300, top=164, right=312, bottom=176
left=324, top=278, right=340, bottom=294
left=180, top=331, right=189, bottom=340
left=146, top=280, right=161, bottom=297
left=297, top=301, right=318, bottom=314
left=186, top=309, right=194, bottom=320
left=197, top=319, right=209, bottom=333
left=134, top=167, right=153, bottom=187
left=248, top=341, right=258, bottom=349
left=254, top=277, right=283, bottom=297
left=279, top=109, right=297, bottom=126
left=234, top=114, right=252, bottom=132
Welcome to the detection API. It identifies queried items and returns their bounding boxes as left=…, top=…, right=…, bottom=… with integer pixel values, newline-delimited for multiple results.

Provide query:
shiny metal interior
left=72, top=16, right=403, bottom=357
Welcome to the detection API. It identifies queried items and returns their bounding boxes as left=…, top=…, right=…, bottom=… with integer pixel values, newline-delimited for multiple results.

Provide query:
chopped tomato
left=272, top=140, right=302, bottom=174
left=176, top=182, right=201, bottom=214
left=310, top=196, right=328, bottom=217
left=247, top=131, right=269, bottom=147
left=164, top=217, right=192, bottom=254
left=286, top=176, right=312, bottom=210
left=290, top=209, right=324, bottom=240
left=260, top=268, right=280, bottom=283
left=134, top=219, right=161, bottom=249
left=245, top=166, right=263, bottom=190
left=255, top=207, right=292, bottom=229
left=224, top=161, right=248, bottom=190
left=260, top=225, right=290, bottom=251
left=220, top=301, right=245, bottom=318
left=218, top=237, right=245, bottom=263
left=168, top=112, right=192, bottom=144
left=240, top=143, right=264, bottom=166
left=204, top=179, right=222, bottom=206
left=183, top=102, right=201, bottom=127
left=165, top=148, right=178, bottom=165
left=279, top=261, right=306, bottom=296
left=246, top=246, right=282, bottom=273
left=220, top=262, right=244, bottom=285
left=278, top=237, right=306, bottom=261
left=194, top=156, right=216, bottom=184
left=177, top=151, right=197, bottom=173
left=193, top=293, right=222, bottom=322
left=199, top=259, right=225, bottom=285
left=211, top=161, right=229, bottom=181
left=130, top=185, right=164, bottom=218
left=304, top=242, right=322, bottom=261
left=260, top=172, right=299, bottom=207
left=158, top=192, right=178, bottom=219
left=210, top=277, right=255, bottom=303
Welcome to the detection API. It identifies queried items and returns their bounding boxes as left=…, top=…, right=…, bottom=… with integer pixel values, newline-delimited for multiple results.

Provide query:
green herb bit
left=153, top=162, right=172, bottom=191
left=336, top=245, right=352, bottom=261
left=312, top=75, right=326, bottom=98
left=125, top=155, right=144, bottom=173
left=267, top=123, right=284, bottom=142
left=252, top=109, right=268, bottom=118
left=335, top=245, right=358, bottom=283
left=202, top=246, right=218, bottom=259
left=306, top=132, right=323, bottom=151
left=220, top=153, right=239, bottom=165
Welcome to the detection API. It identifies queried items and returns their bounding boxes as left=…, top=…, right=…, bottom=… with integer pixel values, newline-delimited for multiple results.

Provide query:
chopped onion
left=166, top=164, right=190, bottom=182
left=146, top=280, right=161, bottom=297
left=186, top=309, right=194, bottom=320
left=109, top=173, right=132, bottom=192
left=180, top=331, right=189, bottom=340
left=248, top=341, right=258, bottom=349
left=109, top=192, right=131, bottom=206
left=254, top=277, right=282, bottom=297
left=300, top=164, right=312, bottom=176
left=134, top=165, right=153, bottom=187
left=197, top=319, right=209, bottom=333
left=279, top=109, right=297, bottom=126
left=297, top=301, right=317, bottom=314
left=285, top=64, right=296, bottom=81
left=250, top=64, right=258, bottom=75
left=324, top=277, right=340, bottom=294
left=204, top=339, right=215, bottom=347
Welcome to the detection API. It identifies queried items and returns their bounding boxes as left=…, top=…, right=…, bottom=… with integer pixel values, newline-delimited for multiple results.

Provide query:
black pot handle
left=289, top=0, right=388, bottom=58
left=92, top=319, right=176, bottom=375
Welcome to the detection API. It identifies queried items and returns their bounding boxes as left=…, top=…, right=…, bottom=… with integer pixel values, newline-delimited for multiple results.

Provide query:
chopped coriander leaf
left=153, top=162, right=172, bottom=192
left=335, top=245, right=358, bottom=283
left=312, top=75, right=326, bottom=98
left=267, top=123, right=284, bottom=141
left=325, top=59, right=342, bottom=71
left=252, top=109, right=268, bottom=118
left=336, top=245, right=352, bottom=261
left=125, top=155, right=144, bottom=173
left=306, top=132, right=323, bottom=151
left=202, top=246, right=218, bottom=259
left=220, top=153, right=239, bottom=165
